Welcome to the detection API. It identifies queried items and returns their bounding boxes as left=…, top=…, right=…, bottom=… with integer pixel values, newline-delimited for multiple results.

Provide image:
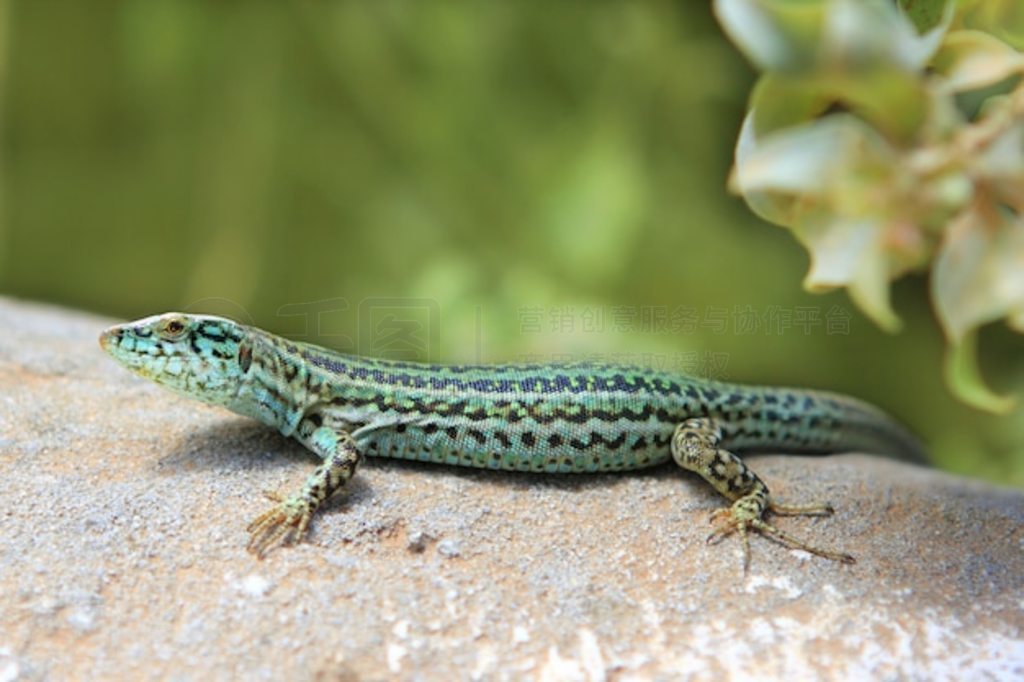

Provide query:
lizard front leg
left=247, top=414, right=361, bottom=558
left=671, top=417, right=854, bottom=572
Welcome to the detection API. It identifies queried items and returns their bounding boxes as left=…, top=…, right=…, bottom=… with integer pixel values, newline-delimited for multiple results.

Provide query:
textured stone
left=0, top=297, right=1021, bottom=680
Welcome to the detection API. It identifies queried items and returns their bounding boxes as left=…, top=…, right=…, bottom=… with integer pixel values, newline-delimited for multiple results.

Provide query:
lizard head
left=100, top=312, right=253, bottom=407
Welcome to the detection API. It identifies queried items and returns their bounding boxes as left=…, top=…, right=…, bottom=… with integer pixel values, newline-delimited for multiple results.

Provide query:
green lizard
left=99, top=312, right=925, bottom=570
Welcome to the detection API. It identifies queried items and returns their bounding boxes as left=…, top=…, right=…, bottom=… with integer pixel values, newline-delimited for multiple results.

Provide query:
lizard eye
left=160, top=318, right=187, bottom=339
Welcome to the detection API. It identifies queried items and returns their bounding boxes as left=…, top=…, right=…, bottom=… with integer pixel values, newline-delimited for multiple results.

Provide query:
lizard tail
left=820, top=391, right=928, bottom=464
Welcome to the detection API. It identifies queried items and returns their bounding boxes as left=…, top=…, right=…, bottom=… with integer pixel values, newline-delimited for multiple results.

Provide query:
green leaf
left=959, top=0, right=1024, bottom=51
left=750, top=69, right=929, bottom=144
left=826, top=68, right=930, bottom=143
left=944, top=331, right=1017, bottom=414
left=897, top=0, right=952, bottom=34
left=749, top=73, right=833, bottom=137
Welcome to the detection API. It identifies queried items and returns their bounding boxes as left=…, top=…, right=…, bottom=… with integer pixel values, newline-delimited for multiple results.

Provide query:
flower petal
left=932, top=205, right=1024, bottom=343
left=732, top=114, right=893, bottom=195
left=932, top=30, right=1024, bottom=93
left=798, top=216, right=902, bottom=331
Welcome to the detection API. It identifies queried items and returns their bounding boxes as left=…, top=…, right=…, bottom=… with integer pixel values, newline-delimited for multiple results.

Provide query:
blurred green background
left=1, top=1, right=1021, bottom=483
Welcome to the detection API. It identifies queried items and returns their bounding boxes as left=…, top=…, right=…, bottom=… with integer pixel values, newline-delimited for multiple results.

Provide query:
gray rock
left=0, top=297, right=1021, bottom=679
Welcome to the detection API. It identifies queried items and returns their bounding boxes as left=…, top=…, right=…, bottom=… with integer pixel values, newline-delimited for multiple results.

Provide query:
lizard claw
left=260, top=489, right=286, bottom=503
left=246, top=496, right=314, bottom=558
left=705, top=507, right=754, bottom=573
left=705, top=502, right=855, bottom=572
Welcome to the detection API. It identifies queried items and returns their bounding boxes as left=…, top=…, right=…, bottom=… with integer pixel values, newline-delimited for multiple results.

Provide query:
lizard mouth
left=99, top=326, right=122, bottom=352
left=99, top=326, right=154, bottom=378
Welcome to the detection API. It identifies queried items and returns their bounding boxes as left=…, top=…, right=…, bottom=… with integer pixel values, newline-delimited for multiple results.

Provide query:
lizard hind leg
left=671, top=417, right=854, bottom=572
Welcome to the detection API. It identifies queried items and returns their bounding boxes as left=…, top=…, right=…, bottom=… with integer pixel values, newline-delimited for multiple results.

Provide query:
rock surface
left=0, top=296, right=1021, bottom=680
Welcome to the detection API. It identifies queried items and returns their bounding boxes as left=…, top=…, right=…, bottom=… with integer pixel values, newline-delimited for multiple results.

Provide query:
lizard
left=99, top=312, right=926, bottom=570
